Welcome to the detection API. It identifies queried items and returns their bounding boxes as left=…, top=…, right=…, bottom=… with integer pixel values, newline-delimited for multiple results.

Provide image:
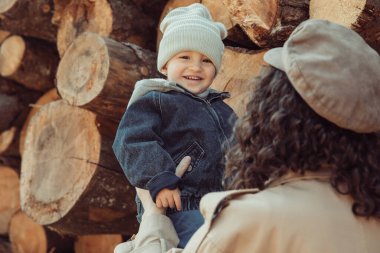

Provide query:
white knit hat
left=157, top=3, right=227, bottom=74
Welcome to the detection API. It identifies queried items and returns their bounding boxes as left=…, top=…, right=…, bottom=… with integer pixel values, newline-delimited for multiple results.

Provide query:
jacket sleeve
left=114, top=214, right=182, bottom=253
left=112, top=92, right=180, bottom=199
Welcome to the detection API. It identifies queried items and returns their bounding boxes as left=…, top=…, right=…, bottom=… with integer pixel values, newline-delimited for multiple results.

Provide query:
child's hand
left=156, top=188, right=182, bottom=211
left=154, top=156, right=191, bottom=211
left=136, top=187, right=165, bottom=215
left=135, top=156, right=190, bottom=216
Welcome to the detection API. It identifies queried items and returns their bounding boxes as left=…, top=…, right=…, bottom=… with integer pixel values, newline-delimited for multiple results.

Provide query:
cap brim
left=263, top=47, right=285, bottom=71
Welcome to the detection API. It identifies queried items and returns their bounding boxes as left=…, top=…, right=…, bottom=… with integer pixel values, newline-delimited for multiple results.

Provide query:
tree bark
left=0, top=237, right=12, bottom=253
left=75, top=234, right=123, bottom=253
left=0, top=93, right=21, bottom=132
left=0, top=30, right=10, bottom=44
left=211, top=47, right=267, bottom=117
left=203, top=0, right=258, bottom=48
left=9, top=211, right=75, bottom=253
left=51, top=0, right=72, bottom=26
left=0, top=78, right=41, bottom=167
left=20, top=100, right=138, bottom=235
left=130, top=0, right=167, bottom=22
left=0, top=77, right=35, bottom=95
left=0, top=132, right=20, bottom=168
left=0, top=166, right=20, bottom=234
left=0, top=35, right=59, bottom=91
left=0, top=0, right=57, bottom=42
left=56, top=0, right=157, bottom=57
left=0, top=78, right=42, bottom=112
left=223, top=0, right=309, bottom=48
left=0, top=131, right=20, bottom=168
left=56, top=32, right=160, bottom=130
left=310, top=0, right=380, bottom=53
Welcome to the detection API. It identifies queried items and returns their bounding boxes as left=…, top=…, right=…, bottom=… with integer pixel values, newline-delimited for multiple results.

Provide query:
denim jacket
left=113, top=79, right=236, bottom=214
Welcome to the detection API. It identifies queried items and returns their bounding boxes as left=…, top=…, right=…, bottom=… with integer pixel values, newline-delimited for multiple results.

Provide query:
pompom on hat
left=157, top=3, right=227, bottom=74
left=264, top=19, right=380, bottom=133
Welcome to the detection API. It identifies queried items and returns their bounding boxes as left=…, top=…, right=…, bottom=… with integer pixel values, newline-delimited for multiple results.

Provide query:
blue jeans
left=167, top=210, right=204, bottom=248
left=136, top=198, right=204, bottom=248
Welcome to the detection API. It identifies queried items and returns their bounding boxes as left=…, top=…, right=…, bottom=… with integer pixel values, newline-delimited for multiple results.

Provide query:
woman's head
left=224, top=66, right=380, bottom=218
left=263, top=19, right=380, bottom=133
left=224, top=19, right=380, bottom=219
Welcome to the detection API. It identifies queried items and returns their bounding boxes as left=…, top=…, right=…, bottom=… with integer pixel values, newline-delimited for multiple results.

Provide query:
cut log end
left=0, top=166, right=20, bottom=234
left=0, top=127, right=17, bottom=154
left=310, top=0, right=380, bottom=53
left=211, top=47, right=266, bottom=117
left=224, top=0, right=309, bottom=47
left=57, top=0, right=112, bottom=56
left=75, top=234, right=123, bottom=253
left=0, top=0, right=16, bottom=13
left=225, top=0, right=278, bottom=31
left=310, top=0, right=366, bottom=28
left=9, top=211, right=47, bottom=253
left=19, top=89, right=60, bottom=156
left=57, top=32, right=110, bottom=106
left=224, top=0, right=278, bottom=47
left=203, top=0, right=234, bottom=29
left=21, top=100, right=101, bottom=225
left=0, top=35, right=26, bottom=77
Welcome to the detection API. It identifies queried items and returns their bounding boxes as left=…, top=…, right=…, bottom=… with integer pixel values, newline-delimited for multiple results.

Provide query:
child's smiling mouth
left=184, top=75, right=202, bottom=80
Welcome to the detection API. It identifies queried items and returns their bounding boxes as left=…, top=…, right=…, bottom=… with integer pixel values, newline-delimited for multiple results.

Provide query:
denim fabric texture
left=113, top=84, right=236, bottom=219
left=167, top=210, right=204, bottom=248
left=135, top=199, right=204, bottom=248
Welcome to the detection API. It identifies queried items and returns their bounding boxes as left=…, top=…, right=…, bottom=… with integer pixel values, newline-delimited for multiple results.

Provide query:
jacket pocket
left=173, top=141, right=205, bottom=174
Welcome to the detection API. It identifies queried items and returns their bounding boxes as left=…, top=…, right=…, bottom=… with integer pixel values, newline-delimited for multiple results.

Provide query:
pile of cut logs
left=0, top=0, right=379, bottom=252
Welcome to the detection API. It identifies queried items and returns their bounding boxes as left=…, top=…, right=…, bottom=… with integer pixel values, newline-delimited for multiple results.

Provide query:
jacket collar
left=175, top=83, right=230, bottom=101
left=266, top=169, right=332, bottom=188
left=200, top=169, right=332, bottom=226
left=128, top=78, right=230, bottom=108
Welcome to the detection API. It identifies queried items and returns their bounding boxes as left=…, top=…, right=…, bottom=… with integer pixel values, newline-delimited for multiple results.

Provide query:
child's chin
left=191, top=89, right=203, bottom=95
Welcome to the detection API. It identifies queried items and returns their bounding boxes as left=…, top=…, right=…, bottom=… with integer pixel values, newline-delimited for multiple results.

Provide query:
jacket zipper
left=200, top=97, right=231, bottom=147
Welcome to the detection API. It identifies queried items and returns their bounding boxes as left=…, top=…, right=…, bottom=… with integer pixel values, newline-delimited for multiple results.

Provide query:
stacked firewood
left=1, top=0, right=379, bottom=252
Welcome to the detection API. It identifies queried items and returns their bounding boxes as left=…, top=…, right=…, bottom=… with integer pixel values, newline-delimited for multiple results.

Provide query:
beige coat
left=115, top=172, right=380, bottom=253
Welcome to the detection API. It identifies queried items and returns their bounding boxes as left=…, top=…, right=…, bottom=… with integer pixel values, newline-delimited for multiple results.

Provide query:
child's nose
left=189, top=61, right=202, bottom=71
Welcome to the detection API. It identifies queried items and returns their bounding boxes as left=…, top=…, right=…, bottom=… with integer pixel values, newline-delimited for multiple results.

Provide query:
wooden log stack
left=0, top=0, right=379, bottom=252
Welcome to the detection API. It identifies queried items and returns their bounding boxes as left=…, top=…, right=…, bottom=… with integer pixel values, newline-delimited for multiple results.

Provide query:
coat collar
left=128, top=78, right=230, bottom=108
left=201, top=169, right=333, bottom=231
left=266, top=169, right=332, bottom=188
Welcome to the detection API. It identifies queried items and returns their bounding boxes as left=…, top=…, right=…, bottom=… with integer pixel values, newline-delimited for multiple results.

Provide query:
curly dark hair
left=224, top=66, right=380, bottom=219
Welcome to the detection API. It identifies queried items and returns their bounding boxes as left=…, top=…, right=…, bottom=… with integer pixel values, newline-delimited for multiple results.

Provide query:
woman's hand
left=136, top=156, right=191, bottom=216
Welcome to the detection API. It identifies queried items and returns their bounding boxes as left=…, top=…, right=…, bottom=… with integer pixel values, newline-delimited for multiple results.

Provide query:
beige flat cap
left=264, top=19, right=380, bottom=133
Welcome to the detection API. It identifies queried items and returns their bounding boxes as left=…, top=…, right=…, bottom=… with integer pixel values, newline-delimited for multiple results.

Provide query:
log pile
left=1, top=0, right=379, bottom=252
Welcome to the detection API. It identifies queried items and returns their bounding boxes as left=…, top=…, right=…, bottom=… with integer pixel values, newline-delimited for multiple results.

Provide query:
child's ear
left=161, top=66, right=168, bottom=75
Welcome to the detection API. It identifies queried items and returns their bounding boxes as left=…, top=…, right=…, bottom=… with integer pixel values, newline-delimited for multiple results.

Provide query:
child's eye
left=203, top=58, right=212, bottom=63
left=179, top=55, right=190, bottom=60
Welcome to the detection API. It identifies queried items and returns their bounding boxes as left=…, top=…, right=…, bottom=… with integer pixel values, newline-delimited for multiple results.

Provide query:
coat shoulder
left=195, top=189, right=278, bottom=253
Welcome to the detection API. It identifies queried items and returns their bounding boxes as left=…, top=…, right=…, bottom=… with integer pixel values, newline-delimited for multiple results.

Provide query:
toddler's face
left=161, top=51, right=216, bottom=95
